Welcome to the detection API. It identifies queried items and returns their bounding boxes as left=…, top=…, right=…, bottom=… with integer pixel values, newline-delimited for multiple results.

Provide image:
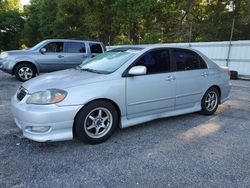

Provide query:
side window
left=174, top=49, right=207, bottom=71
left=66, top=42, right=86, bottom=53
left=199, top=56, right=207, bottom=69
left=44, top=42, right=64, bottom=53
left=90, top=43, right=103, bottom=54
left=135, top=49, right=171, bottom=74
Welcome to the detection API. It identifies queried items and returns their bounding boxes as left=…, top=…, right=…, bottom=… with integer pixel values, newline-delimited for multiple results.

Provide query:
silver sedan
left=11, top=46, right=231, bottom=144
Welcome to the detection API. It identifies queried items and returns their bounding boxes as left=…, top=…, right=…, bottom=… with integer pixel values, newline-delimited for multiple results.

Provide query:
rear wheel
left=200, top=87, right=219, bottom=115
left=14, top=63, right=36, bottom=82
left=74, top=100, right=118, bottom=144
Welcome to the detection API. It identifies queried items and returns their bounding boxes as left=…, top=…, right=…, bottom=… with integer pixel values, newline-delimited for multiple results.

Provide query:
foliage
left=0, top=0, right=24, bottom=51
left=1, top=0, right=250, bottom=50
left=0, top=0, right=20, bottom=11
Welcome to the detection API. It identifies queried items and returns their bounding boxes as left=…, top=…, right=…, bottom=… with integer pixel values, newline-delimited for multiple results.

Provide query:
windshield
left=79, top=49, right=141, bottom=74
left=30, top=40, right=48, bottom=50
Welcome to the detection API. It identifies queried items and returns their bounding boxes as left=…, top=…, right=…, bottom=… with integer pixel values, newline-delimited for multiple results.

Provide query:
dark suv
left=0, top=39, right=106, bottom=81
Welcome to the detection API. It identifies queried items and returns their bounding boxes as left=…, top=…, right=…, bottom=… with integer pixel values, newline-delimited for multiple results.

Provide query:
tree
left=53, top=0, right=87, bottom=39
left=18, top=0, right=250, bottom=48
left=22, top=0, right=55, bottom=46
left=0, top=0, right=23, bottom=51
left=0, top=0, right=20, bottom=11
left=84, top=0, right=116, bottom=44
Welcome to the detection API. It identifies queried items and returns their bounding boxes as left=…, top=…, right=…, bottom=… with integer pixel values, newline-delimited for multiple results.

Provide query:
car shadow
left=9, top=107, right=224, bottom=151
left=7, top=100, right=245, bottom=159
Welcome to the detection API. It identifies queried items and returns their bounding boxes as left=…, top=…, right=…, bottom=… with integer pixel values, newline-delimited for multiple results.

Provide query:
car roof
left=109, top=44, right=199, bottom=52
left=109, top=46, right=145, bottom=52
left=44, top=39, right=103, bottom=43
left=109, top=44, right=215, bottom=68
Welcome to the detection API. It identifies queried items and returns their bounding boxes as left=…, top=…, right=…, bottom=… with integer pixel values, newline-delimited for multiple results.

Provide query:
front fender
left=57, top=79, right=126, bottom=117
left=13, top=57, right=40, bottom=74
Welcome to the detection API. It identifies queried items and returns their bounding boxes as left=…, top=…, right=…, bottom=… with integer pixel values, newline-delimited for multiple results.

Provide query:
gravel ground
left=0, top=72, right=250, bottom=188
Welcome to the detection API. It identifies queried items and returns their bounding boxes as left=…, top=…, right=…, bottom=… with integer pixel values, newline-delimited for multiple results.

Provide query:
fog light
left=26, top=126, right=51, bottom=133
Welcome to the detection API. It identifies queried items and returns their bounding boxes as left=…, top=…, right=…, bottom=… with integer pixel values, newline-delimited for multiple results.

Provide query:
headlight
left=0, top=52, right=8, bottom=59
left=26, top=89, right=67, bottom=105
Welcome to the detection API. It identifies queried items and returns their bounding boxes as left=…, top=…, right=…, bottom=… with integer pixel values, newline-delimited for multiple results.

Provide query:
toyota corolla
left=11, top=46, right=231, bottom=144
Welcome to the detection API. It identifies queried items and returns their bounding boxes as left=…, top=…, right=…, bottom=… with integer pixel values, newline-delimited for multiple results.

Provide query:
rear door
left=171, top=49, right=209, bottom=110
left=126, top=49, right=176, bottom=119
left=63, top=42, right=88, bottom=68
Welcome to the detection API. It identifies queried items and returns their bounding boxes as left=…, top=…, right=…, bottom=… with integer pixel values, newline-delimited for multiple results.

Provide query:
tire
left=230, top=70, right=238, bottom=80
left=14, top=63, right=36, bottom=82
left=200, top=87, right=219, bottom=115
left=74, top=100, right=118, bottom=144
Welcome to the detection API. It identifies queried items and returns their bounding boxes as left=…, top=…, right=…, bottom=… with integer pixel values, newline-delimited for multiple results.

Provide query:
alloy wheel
left=84, top=107, right=113, bottom=139
left=205, top=91, right=218, bottom=111
left=18, top=67, right=33, bottom=80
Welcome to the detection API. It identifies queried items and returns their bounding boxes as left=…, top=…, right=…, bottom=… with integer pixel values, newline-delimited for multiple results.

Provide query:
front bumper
left=11, top=95, right=82, bottom=142
left=0, top=59, right=12, bottom=74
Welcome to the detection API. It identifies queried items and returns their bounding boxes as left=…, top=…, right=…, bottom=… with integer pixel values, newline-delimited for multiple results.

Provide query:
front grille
left=17, top=87, right=28, bottom=101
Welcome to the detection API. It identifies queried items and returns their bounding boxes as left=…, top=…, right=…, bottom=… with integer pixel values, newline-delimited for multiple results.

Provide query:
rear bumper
left=11, top=95, right=82, bottom=142
left=220, top=82, right=231, bottom=104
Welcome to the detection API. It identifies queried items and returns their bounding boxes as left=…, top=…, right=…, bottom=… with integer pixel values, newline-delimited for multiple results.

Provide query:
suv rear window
left=90, top=43, right=103, bottom=54
left=66, top=42, right=86, bottom=53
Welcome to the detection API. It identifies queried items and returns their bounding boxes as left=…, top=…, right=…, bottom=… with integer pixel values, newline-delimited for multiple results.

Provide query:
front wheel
left=200, top=87, right=219, bottom=115
left=14, top=63, right=36, bottom=82
left=74, top=100, right=118, bottom=144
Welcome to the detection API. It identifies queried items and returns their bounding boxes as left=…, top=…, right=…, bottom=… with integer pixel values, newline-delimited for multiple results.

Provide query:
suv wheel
left=14, top=63, right=36, bottom=82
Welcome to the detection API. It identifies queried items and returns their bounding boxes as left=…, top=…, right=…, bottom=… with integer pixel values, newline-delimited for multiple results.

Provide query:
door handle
left=201, top=72, right=208, bottom=77
left=165, top=75, right=176, bottom=81
left=58, top=55, right=64, bottom=58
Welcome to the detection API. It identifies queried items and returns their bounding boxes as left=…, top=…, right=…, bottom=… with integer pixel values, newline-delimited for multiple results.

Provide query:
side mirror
left=128, top=66, right=147, bottom=76
left=40, top=48, right=46, bottom=54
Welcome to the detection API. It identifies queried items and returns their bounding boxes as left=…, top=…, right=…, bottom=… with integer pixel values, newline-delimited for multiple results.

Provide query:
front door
left=126, top=49, right=176, bottom=119
left=37, top=42, right=67, bottom=72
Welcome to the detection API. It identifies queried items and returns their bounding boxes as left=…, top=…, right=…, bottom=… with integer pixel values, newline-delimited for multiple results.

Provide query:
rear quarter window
left=90, top=43, right=103, bottom=54
left=173, top=49, right=207, bottom=71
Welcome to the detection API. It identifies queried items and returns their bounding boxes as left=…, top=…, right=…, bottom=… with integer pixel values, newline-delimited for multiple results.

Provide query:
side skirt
left=120, top=103, right=201, bottom=128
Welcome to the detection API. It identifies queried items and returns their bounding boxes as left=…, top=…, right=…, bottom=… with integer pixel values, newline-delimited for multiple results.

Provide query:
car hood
left=5, top=49, right=33, bottom=55
left=22, top=68, right=113, bottom=93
